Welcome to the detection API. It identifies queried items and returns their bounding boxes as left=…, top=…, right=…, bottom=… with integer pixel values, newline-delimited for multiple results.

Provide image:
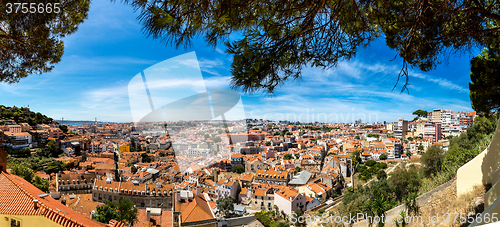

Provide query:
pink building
left=424, top=122, right=442, bottom=143
left=274, top=187, right=306, bottom=217
left=6, top=125, right=21, bottom=133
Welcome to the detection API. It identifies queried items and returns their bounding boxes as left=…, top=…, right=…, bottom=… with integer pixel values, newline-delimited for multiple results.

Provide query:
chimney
left=176, top=191, right=181, bottom=202
left=196, top=187, right=201, bottom=197
left=146, top=208, right=151, bottom=222
left=33, top=199, right=39, bottom=209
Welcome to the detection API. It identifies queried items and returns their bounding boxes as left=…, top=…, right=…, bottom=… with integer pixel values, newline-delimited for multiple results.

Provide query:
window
left=255, top=200, right=257, bottom=204
left=11, top=218, right=20, bottom=227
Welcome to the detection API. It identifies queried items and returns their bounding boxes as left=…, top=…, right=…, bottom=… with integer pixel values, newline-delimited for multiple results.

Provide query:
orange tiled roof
left=0, top=171, right=105, bottom=227
left=174, top=192, right=215, bottom=223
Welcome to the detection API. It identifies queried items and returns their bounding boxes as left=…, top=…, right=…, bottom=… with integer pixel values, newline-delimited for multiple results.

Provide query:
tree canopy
left=412, top=109, right=428, bottom=118
left=120, top=0, right=500, bottom=94
left=141, top=152, right=152, bottom=163
left=216, top=196, right=235, bottom=217
left=11, top=164, right=50, bottom=192
left=231, top=164, right=245, bottom=173
left=0, top=0, right=90, bottom=83
left=421, top=145, right=445, bottom=177
left=93, top=197, right=138, bottom=225
left=283, top=153, right=294, bottom=160
left=469, top=47, right=500, bottom=114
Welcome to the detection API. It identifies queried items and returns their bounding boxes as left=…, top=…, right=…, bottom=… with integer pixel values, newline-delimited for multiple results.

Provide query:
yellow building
left=416, top=122, right=425, bottom=138
left=342, top=142, right=354, bottom=153
left=119, top=143, right=130, bottom=153
left=0, top=171, right=107, bottom=227
left=19, top=123, right=31, bottom=132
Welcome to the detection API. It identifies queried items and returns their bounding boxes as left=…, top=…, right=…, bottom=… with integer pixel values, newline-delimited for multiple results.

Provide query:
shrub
left=365, top=160, right=377, bottom=167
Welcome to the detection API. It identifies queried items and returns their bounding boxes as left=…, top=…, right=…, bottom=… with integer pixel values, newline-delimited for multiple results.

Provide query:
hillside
left=0, top=105, right=54, bottom=125
left=325, top=115, right=498, bottom=227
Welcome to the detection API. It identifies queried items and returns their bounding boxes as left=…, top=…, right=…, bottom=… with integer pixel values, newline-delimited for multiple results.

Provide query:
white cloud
left=409, top=72, right=468, bottom=93
left=175, top=58, right=225, bottom=76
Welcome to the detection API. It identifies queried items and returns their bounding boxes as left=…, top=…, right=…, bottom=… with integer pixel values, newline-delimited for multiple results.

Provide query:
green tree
left=389, top=164, right=421, bottom=203
left=376, top=170, right=387, bottom=180
left=379, top=153, right=388, bottom=160
left=417, top=145, right=424, bottom=154
left=113, top=197, right=138, bottom=226
left=421, top=145, right=445, bottom=177
left=406, top=150, right=412, bottom=159
left=11, top=164, right=34, bottom=182
left=93, top=204, right=119, bottom=224
left=59, top=124, right=68, bottom=133
left=121, top=0, right=500, bottom=94
left=94, top=197, right=138, bottom=225
left=231, top=164, right=245, bottom=174
left=283, top=154, right=294, bottom=160
left=292, top=209, right=306, bottom=226
left=265, top=141, right=271, bottom=146
left=365, top=160, right=376, bottom=167
left=47, top=140, right=58, bottom=157
left=0, top=0, right=90, bottom=83
left=36, top=148, right=51, bottom=158
left=141, top=153, right=152, bottom=163
left=412, top=110, right=428, bottom=118
left=32, top=175, right=49, bottom=193
left=216, top=196, right=235, bottom=217
left=130, top=137, right=137, bottom=149
left=24, top=147, right=31, bottom=155
left=469, top=47, right=500, bottom=114
left=351, top=150, right=362, bottom=167
left=443, top=115, right=497, bottom=170
left=295, top=166, right=301, bottom=172
left=210, top=136, right=221, bottom=143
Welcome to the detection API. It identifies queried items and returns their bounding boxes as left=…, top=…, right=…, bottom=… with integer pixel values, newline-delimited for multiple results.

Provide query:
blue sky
left=0, top=1, right=479, bottom=123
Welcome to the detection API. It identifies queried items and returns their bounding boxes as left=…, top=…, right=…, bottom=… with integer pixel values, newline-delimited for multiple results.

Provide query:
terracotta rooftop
left=0, top=171, right=106, bottom=227
left=174, top=191, right=215, bottom=224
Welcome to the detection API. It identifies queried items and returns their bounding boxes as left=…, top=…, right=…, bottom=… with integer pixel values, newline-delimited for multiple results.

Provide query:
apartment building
left=92, top=179, right=173, bottom=209
left=393, top=119, right=408, bottom=139
left=215, top=176, right=240, bottom=200
left=250, top=187, right=275, bottom=211
left=255, top=169, right=290, bottom=185
left=56, top=172, right=96, bottom=195
left=274, top=187, right=307, bottom=217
